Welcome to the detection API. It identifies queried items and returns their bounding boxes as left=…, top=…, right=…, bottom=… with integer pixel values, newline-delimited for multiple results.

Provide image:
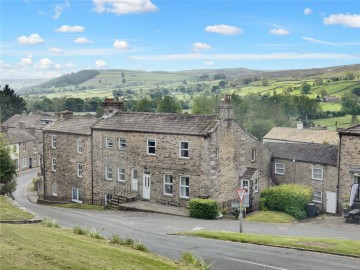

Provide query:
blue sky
left=0, top=0, right=359, bottom=79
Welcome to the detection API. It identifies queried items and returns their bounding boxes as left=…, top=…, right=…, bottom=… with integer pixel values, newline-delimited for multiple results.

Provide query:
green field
left=313, top=115, right=353, bottom=130
left=0, top=196, right=33, bottom=221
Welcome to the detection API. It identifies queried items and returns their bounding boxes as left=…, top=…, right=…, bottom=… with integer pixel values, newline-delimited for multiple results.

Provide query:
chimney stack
left=102, top=97, right=124, bottom=115
left=218, top=95, right=234, bottom=120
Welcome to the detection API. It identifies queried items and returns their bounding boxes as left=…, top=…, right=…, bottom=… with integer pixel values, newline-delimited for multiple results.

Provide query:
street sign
left=236, top=188, right=246, bottom=202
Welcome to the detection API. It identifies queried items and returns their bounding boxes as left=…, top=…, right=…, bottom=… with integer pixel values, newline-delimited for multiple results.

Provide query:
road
left=13, top=169, right=360, bottom=270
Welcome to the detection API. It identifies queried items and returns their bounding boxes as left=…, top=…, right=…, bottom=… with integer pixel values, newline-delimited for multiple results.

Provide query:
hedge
left=260, top=184, right=312, bottom=219
left=188, top=198, right=219, bottom=219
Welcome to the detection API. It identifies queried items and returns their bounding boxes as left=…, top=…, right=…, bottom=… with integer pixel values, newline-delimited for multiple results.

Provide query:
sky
left=0, top=0, right=359, bottom=80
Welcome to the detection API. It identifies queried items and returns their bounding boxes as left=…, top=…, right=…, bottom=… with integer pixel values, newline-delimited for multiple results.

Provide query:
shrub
left=124, top=237, right=134, bottom=246
left=88, top=228, right=104, bottom=239
left=260, top=184, right=312, bottom=219
left=188, top=198, right=219, bottom=219
left=73, top=226, right=89, bottom=235
left=259, top=198, right=268, bottom=211
left=109, top=234, right=124, bottom=245
left=181, top=251, right=211, bottom=270
left=134, top=241, right=149, bottom=252
left=41, top=217, right=59, bottom=228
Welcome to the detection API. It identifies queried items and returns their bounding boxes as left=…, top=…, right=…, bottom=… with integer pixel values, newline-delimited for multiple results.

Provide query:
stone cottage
left=42, top=112, right=99, bottom=203
left=42, top=97, right=268, bottom=210
left=265, top=142, right=338, bottom=213
left=338, top=124, right=360, bottom=210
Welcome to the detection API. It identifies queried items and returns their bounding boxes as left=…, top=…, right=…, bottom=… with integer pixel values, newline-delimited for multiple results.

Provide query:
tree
left=191, top=95, right=216, bottom=114
left=300, top=82, right=311, bottom=94
left=341, top=93, right=360, bottom=123
left=218, top=80, right=227, bottom=88
left=214, top=74, right=226, bottom=80
left=317, top=88, right=328, bottom=98
left=0, top=134, right=17, bottom=196
left=314, top=78, right=324, bottom=86
left=261, top=78, right=269, bottom=87
left=345, top=71, right=355, bottom=80
left=0, top=85, right=27, bottom=123
left=156, top=96, right=182, bottom=113
left=134, top=97, right=156, bottom=112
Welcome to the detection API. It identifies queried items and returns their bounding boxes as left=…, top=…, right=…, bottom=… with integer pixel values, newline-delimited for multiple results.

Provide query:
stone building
left=338, top=124, right=360, bottom=210
left=43, top=97, right=268, bottom=210
left=1, top=112, right=59, bottom=171
left=265, top=142, right=338, bottom=213
left=42, top=112, right=99, bottom=203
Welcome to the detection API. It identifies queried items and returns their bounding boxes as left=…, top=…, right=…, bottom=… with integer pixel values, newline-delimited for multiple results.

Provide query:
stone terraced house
left=42, top=97, right=269, bottom=210
left=338, top=124, right=360, bottom=210
left=265, top=142, right=338, bottom=213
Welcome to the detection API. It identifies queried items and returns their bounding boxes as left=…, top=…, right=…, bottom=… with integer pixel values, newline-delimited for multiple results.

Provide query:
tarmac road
left=12, top=169, right=360, bottom=270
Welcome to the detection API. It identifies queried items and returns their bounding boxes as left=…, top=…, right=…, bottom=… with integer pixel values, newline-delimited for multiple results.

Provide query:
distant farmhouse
left=41, top=97, right=269, bottom=211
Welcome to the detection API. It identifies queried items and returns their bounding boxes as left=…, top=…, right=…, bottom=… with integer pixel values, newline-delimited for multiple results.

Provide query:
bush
left=73, top=226, right=89, bottom=235
left=260, top=184, right=312, bottom=219
left=41, top=217, right=59, bottom=228
left=188, top=198, right=219, bottom=219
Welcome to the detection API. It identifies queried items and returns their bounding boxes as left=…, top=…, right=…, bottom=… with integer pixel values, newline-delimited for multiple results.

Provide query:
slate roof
left=263, top=127, right=339, bottom=145
left=3, top=128, right=38, bottom=144
left=265, top=142, right=338, bottom=166
left=92, top=112, right=220, bottom=136
left=44, top=117, right=99, bottom=135
left=240, top=167, right=257, bottom=179
left=2, top=113, right=58, bottom=129
left=339, top=124, right=360, bottom=136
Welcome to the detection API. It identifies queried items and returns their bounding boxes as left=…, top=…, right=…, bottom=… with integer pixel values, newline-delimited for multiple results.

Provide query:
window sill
left=275, top=172, right=284, bottom=175
left=117, top=180, right=126, bottom=183
left=180, top=196, right=189, bottom=200
left=71, top=200, right=83, bottom=204
left=179, top=157, right=189, bottom=160
left=311, top=178, right=323, bottom=181
left=105, top=178, right=113, bottom=181
left=163, top=193, right=173, bottom=197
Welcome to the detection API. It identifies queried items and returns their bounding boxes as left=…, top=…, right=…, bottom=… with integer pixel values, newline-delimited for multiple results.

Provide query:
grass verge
left=245, top=211, right=296, bottom=223
left=0, top=223, right=198, bottom=270
left=179, top=230, right=360, bottom=258
left=0, top=195, right=33, bottom=221
left=51, top=203, right=105, bottom=210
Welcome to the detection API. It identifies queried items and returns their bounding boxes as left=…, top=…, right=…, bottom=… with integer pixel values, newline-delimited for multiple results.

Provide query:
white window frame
left=313, top=190, right=322, bottom=203
left=118, top=166, right=126, bottom=182
left=132, top=169, right=138, bottom=180
left=147, top=139, right=156, bottom=155
left=240, top=179, right=250, bottom=190
left=51, top=158, right=57, bottom=171
left=251, top=149, right=256, bottom=162
left=51, top=135, right=57, bottom=149
left=33, top=153, right=37, bottom=163
left=275, top=163, right=285, bottom=175
left=163, top=174, right=173, bottom=195
left=254, top=179, right=259, bottom=193
left=105, top=165, right=113, bottom=180
left=22, top=142, right=26, bottom=151
left=72, top=188, right=83, bottom=203
left=21, top=157, right=27, bottom=168
left=180, top=175, right=190, bottom=199
left=106, top=137, right=113, bottom=148
left=77, top=163, right=83, bottom=178
left=77, top=139, right=83, bottom=154
left=312, top=168, right=323, bottom=181
left=179, top=141, right=189, bottom=158
left=118, top=138, right=126, bottom=150
left=51, top=183, right=58, bottom=196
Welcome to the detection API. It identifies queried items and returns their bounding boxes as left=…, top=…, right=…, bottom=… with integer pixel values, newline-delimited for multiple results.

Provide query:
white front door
left=143, top=172, right=150, bottom=199
left=326, top=191, right=337, bottom=214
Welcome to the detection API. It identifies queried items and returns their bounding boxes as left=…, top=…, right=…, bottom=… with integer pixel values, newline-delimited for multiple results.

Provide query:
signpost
left=236, top=188, right=246, bottom=233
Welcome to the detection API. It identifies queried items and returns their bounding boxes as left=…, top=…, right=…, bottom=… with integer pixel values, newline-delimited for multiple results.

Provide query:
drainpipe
left=336, top=134, right=342, bottom=215
left=91, top=128, right=94, bottom=205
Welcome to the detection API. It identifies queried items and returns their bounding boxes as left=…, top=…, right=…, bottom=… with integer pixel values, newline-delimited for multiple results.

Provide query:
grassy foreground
left=0, top=196, right=33, bottom=221
left=179, top=230, right=360, bottom=258
left=0, top=224, right=197, bottom=270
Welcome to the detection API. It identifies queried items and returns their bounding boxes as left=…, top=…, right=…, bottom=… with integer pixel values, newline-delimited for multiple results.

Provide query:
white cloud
left=304, top=8, right=312, bottom=16
left=269, top=28, right=289, bottom=35
left=302, top=37, right=342, bottom=47
left=55, top=25, right=85, bottom=33
left=74, top=37, right=93, bottom=44
left=324, top=13, right=360, bottom=28
left=37, top=58, right=56, bottom=69
left=93, top=0, right=158, bottom=14
left=19, top=54, right=33, bottom=66
left=17, top=34, right=45, bottom=45
left=95, top=59, right=107, bottom=68
left=204, top=61, right=214, bottom=66
left=65, top=63, right=75, bottom=68
left=113, top=40, right=130, bottom=49
left=192, top=42, right=211, bottom=52
left=49, top=47, right=64, bottom=54
left=53, top=0, right=70, bottom=19
left=205, top=24, right=242, bottom=35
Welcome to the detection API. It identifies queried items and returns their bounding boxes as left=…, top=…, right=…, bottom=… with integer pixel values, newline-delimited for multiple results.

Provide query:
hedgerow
left=189, top=198, right=219, bottom=219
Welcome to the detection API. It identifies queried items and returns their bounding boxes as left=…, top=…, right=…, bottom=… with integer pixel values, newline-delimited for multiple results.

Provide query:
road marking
left=223, top=257, right=289, bottom=270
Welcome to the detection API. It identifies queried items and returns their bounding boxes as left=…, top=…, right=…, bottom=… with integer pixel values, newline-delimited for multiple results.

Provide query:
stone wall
left=43, top=132, right=92, bottom=204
